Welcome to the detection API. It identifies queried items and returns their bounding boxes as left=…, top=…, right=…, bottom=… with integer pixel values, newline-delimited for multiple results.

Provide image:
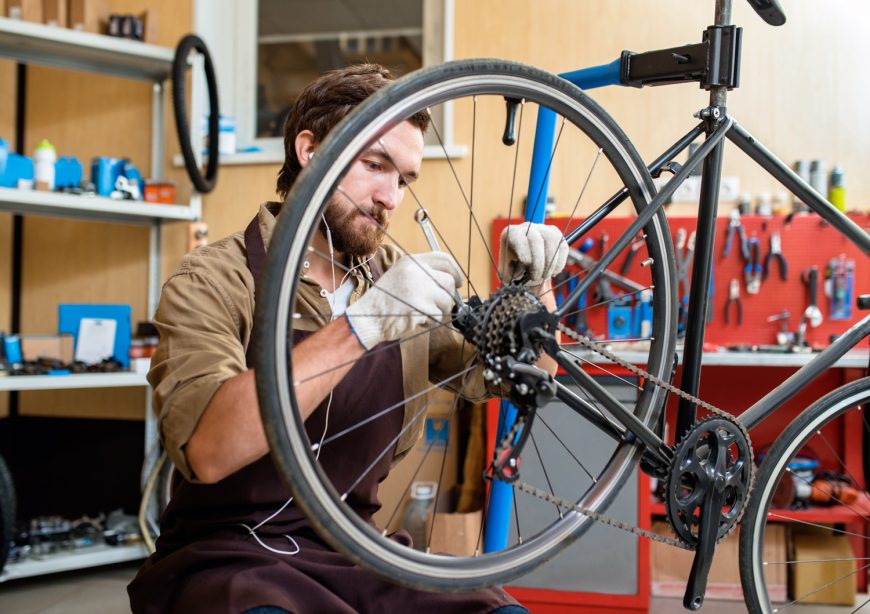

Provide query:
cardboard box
left=374, top=390, right=460, bottom=533
left=7, top=0, right=41, bottom=22
left=42, top=0, right=64, bottom=26
left=429, top=509, right=482, bottom=556
left=68, top=0, right=107, bottom=33
left=650, top=520, right=786, bottom=602
left=20, top=334, right=74, bottom=363
left=790, top=527, right=856, bottom=606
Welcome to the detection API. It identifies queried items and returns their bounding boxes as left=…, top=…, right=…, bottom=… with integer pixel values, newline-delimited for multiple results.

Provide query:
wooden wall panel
left=451, top=0, right=870, bottom=211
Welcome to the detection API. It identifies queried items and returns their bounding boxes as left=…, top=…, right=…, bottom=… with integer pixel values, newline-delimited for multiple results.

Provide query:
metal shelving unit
left=0, top=187, right=196, bottom=224
left=0, top=17, right=193, bottom=580
left=0, top=543, right=149, bottom=582
left=0, top=372, right=148, bottom=392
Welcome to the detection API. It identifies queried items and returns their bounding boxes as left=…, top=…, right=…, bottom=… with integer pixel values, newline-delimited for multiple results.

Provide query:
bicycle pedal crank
left=665, top=416, right=755, bottom=610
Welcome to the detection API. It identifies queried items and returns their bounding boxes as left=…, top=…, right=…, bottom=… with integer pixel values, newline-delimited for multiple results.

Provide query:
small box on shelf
left=42, top=0, right=65, bottom=26
left=68, top=0, right=107, bottom=33
left=7, top=0, right=41, bottom=22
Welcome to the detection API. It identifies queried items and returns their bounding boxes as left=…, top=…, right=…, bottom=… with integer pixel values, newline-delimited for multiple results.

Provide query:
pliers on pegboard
left=724, top=278, right=743, bottom=324
left=763, top=231, right=788, bottom=281
left=723, top=209, right=750, bottom=260
left=744, top=237, right=762, bottom=295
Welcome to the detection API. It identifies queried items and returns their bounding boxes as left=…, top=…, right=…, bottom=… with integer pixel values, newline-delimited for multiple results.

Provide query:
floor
left=0, top=561, right=866, bottom=613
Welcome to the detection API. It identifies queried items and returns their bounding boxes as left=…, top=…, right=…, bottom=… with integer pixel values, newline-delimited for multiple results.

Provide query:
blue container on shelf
left=91, top=157, right=124, bottom=196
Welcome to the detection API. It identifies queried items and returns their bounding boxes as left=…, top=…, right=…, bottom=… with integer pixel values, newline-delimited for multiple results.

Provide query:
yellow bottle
left=828, top=164, right=846, bottom=212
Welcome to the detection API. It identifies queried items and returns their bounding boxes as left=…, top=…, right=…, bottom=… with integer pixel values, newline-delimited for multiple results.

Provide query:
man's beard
left=321, top=199, right=387, bottom=257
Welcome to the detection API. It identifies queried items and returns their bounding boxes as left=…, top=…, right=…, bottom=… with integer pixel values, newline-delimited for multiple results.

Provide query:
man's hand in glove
left=498, top=222, right=568, bottom=286
left=345, top=251, right=463, bottom=350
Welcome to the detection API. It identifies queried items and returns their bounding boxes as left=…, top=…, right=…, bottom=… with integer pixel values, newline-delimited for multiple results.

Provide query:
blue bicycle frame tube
left=483, top=59, right=621, bottom=554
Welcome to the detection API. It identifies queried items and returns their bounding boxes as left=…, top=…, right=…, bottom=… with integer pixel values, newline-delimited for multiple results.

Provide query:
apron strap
left=243, top=215, right=266, bottom=368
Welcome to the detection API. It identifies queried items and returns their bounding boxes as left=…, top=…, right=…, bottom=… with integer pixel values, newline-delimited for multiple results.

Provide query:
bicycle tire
left=0, top=452, right=16, bottom=574
left=739, top=377, right=870, bottom=613
left=256, top=58, right=677, bottom=591
left=172, top=34, right=219, bottom=194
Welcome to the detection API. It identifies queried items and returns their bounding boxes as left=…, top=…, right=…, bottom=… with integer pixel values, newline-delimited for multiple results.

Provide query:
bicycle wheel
left=740, top=377, right=870, bottom=612
left=256, top=59, right=677, bottom=590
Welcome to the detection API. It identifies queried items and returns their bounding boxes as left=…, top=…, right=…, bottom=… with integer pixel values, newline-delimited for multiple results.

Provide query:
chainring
left=665, top=415, right=754, bottom=547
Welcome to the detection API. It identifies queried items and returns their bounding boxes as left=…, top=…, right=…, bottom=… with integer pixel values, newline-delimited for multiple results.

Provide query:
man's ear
left=295, top=130, right=317, bottom=168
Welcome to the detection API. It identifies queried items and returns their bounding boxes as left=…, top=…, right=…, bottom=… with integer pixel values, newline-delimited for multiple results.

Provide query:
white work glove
left=345, top=252, right=462, bottom=350
left=498, top=222, right=568, bottom=285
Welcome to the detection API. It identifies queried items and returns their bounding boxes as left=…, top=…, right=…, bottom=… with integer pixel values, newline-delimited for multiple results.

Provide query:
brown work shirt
left=148, top=202, right=487, bottom=481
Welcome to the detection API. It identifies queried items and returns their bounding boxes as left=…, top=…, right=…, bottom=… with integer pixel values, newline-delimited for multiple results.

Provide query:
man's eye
left=398, top=178, right=408, bottom=187
left=363, top=160, right=382, bottom=171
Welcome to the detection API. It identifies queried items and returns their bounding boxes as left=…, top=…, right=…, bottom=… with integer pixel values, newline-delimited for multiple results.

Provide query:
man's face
left=322, top=120, right=424, bottom=257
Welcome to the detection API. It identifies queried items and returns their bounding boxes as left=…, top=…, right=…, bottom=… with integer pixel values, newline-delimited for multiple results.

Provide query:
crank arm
left=683, top=435, right=729, bottom=610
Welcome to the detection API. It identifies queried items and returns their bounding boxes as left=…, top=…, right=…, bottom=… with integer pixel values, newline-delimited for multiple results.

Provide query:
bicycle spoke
left=529, top=430, right=563, bottom=518
left=766, top=513, right=870, bottom=541
left=783, top=466, right=870, bottom=525
left=524, top=116, right=566, bottom=233
left=313, top=365, right=476, bottom=451
left=381, top=391, right=464, bottom=535
left=425, top=107, right=502, bottom=283
left=781, top=562, right=870, bottom=611
left=340, top=365, right=477, bottom=500
left=505, top=99, right=525, bottom=231
left=562, top=147, right=604, bottom=238
left=536, top=414, right=597, bottom=485
left=372, top=136, right=483, bottom=298
left=812, top=429, right=866, bottom=500
left=467, top=96, right=477, bottom=294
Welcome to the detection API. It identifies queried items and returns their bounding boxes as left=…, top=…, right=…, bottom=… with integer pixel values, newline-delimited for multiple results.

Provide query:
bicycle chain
left=491, top=322, right=754, bottom=550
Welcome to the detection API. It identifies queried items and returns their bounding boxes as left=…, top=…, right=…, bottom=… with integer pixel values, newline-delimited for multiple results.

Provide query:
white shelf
left=0, top=372, right=148, bottom=392
left=0, top=542, right=148, bottom=582
left=0, top=188, right=196, bottom=224
left=0, top=17, right=173, bottom=82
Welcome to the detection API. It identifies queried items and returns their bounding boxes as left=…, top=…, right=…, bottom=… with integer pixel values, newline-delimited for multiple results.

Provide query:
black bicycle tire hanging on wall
left=172, top=34, right=220, bottom=194
left=0, top=453, right=16, bottom=574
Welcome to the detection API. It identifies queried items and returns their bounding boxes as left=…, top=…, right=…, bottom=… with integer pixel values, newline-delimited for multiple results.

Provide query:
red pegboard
left=491, top=213, right=869, bottom=349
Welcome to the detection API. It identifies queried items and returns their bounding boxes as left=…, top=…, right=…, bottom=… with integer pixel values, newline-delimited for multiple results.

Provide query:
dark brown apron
left=128, top=215, right=516, bottom=613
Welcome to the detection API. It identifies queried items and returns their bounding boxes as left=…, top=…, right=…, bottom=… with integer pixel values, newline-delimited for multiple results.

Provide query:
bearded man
left=128, top=64, right=565, bottom=614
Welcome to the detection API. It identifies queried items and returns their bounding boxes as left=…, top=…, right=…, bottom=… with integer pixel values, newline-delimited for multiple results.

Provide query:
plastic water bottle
left=403, top=481, right=436, bottom=551
left=34, top=139, right=57, bottom=191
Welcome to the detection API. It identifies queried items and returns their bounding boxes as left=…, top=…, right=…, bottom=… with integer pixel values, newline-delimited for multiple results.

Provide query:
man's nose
left=373, top=174, right=400, bottom=210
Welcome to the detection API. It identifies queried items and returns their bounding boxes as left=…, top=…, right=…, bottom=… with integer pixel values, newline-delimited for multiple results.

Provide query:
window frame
left=193, top=0, right=459, bottom=164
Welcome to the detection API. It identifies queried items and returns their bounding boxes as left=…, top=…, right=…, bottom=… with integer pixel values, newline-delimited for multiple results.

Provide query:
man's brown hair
left=276, top=64, right=430, bottom=200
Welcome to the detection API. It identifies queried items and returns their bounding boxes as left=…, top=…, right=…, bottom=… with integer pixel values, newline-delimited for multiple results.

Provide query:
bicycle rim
left=256, top=59, right=677, bottom=590
left=740, top=377, right=870, bottom=613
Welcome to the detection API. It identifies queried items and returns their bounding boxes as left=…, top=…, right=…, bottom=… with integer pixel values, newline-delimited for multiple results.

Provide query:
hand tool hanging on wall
left=724, top=278, right=743, bottom=325
left=744, top=237, right=762, bottom=295
left=173, top=34, right=220, bottom=194
left=762, top=231, right=788, bottom=281
left=723, top=209, right=749, bottom=260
